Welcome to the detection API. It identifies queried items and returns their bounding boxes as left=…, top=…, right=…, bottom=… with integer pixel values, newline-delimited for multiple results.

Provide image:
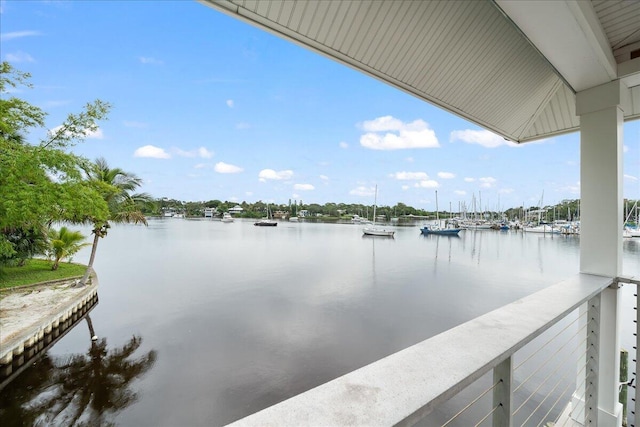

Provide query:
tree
left=79, top=158, right=149, bottom=285
left=0, top=62, right=111, bottom=266
left=47, top=226, right=90, bottom=270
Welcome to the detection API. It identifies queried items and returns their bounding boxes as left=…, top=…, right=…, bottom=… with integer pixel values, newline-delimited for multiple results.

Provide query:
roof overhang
left=199, top=0, right=640, bottom=143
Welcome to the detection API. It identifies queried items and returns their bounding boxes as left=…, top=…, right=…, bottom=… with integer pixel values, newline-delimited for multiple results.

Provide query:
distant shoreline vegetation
left=144, top=198, right=639, bottom=222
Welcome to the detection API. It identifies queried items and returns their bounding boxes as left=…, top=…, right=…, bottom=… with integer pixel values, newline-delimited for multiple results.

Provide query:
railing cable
left=514, top=322, right=587, bottom=394
left=514, top=311, right=586, bottom=373
left=441, top=380, right=501, bottom=427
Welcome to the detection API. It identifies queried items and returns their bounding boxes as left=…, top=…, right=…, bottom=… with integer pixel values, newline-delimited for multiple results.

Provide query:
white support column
left=493, top=357, right=513, bottom=427
left=575, top=80, right=627, bottom=427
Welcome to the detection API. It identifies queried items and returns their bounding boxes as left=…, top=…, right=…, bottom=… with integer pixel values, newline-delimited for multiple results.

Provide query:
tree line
left=145, top=197, right=639, bottom=223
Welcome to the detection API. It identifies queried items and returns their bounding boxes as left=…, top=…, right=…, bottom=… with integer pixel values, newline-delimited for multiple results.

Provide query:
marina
left=0, top=219, right=638, bottom=425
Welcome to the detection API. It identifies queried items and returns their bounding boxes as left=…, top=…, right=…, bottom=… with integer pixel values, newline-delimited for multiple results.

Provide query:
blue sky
left=2, top=1, right=639, bottom=210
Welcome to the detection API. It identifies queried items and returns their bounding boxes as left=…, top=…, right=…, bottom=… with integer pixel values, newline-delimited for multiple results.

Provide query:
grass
left=0, top=258, right=87, bottom=289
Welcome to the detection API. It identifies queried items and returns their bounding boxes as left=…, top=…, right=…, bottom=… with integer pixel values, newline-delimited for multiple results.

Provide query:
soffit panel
left=593, top=0, right=640, bottom=51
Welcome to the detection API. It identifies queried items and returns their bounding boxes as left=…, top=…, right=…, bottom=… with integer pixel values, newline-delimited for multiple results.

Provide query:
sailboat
left=421, top=191, right=462, bottom=236
left=363, top=185, right=395, bottom=237
left=254, top=204, right=277, bottom=226
left=289, top=200, right=299, bottom=222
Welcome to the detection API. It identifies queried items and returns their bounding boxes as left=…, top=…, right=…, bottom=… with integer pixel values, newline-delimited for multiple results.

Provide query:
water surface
left=1, top=219, right=638, bottom=425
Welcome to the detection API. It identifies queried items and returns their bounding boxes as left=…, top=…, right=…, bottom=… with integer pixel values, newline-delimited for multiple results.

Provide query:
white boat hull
left=363, top=227, right=395, bottom=237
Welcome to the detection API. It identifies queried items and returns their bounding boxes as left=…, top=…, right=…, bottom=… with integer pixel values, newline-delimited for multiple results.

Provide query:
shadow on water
left=0, top=315, right=157, bottom=427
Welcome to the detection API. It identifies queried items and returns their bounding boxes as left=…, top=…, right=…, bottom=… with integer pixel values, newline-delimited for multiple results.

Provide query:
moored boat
left=362, top=185, right=395, bottom=237
left=420, top=225, right=461, bottom=236
left=221, top=212, right=234, bottom=223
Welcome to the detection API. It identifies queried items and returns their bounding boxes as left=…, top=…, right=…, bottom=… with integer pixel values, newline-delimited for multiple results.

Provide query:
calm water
left=1, top=219, right=639, bottom=426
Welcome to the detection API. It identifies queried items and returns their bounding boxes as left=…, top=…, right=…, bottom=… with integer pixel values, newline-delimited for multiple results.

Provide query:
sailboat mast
left=373, top=185, right=377, bottom=226
left=435, top=190, right=439, bottom=224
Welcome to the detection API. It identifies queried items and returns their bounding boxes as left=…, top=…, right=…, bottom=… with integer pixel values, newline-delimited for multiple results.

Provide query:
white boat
left=254, top=204, right=277, bottom=227
left=522, top=224, right=560, bottom=234
left=363, top=185, right=394, bottom=237
left=623, top=201, right=639, bottom=238
left=221, top=212, right=234, bottom=223
left=289, top=203, right=299, bottom=222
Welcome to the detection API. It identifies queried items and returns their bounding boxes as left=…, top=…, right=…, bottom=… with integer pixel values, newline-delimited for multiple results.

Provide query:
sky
left=1, top=1, right=639, bottom=211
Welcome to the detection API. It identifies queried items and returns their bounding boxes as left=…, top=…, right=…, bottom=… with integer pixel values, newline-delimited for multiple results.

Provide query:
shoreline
left=0, top=272, right=99, bottom=382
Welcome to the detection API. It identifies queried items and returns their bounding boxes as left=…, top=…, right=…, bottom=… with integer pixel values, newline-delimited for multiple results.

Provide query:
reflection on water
left=0, top=316, right=157, bottom=426
left=0, top=219, right=637, bottom=425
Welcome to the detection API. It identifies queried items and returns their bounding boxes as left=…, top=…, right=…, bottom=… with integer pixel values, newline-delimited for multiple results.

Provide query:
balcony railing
left=224, top=273, right=640, bottom=427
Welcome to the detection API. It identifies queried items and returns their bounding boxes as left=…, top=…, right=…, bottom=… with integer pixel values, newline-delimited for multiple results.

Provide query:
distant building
left=273, top=210, right=287, bottom=219
left=229, top=205, right=244, bottom=214
left=204, top=207, right=217, bottom=218
left=298, top=210, right=310, bottom=218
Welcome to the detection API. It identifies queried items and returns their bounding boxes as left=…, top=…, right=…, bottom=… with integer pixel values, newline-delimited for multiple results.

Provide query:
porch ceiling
left=200, top=0, right=640, bottom=143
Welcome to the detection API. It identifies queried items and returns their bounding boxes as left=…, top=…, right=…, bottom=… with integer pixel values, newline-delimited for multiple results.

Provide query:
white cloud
left=214, top=162, right=243, bottom=174
left=415, top=180, right=439, bottom=188
left=450, top=129, right=519, bottom=148
left=359, top=116, right=439, bottom=150
left=173, top=147, right=214, bottom=159
left=1, top=31, right=41, bottom=41
left=339, top=141, right=349, bottom=149
left=294, top=183, right=315, bottom=191
left=139, top=56, right=163, bottom=65
left=226, top=99, right=234, bottom=108
left=134, top=145, right=171, bottom=159
left=479, top=177, right=497, bottom=188
left=454, top=190, right=466, bottom=196
left=49, top=125, right=103, bottom=140
left=349, top=186, right=376, bottom=197
left=562, top=182, right=581, bottom=195
left=245, top=191, right=253, bottom=197
left=624, top=174, right=638, bottom=181
left=5, top=51, right=34, bottom=63
left=194, top=163, right=207, bottom=169
left=464, top=177, right=475, bottom=182
left=499, top=188, right=514, bottom=194
left=258, top=169, right=293, bottom=182
left=405, top=157, right=414, bottom=163
left=438, top=172, right=455, bottom=179
left=401, top=185, right=410, bottom=191
left=198, top=147, right=214, bottom=158
left=319, top=175, right=329, bottom=181
left=391, top=171, right=429, bottom=180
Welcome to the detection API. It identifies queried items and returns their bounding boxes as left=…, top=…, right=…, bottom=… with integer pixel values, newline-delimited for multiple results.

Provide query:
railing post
left=586, top=293, right=601, bottom=426
left=636, top=285, right=640, bottom=427
left=493, top=356, right=513, bottom=427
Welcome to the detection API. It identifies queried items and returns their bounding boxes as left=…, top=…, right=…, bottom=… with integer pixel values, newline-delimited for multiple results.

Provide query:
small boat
left=289, top=203, right=299, bottom=222
left=363, top=185, right=395, bottom=237
left=421, top=191, right=462, bottom=236
left=421, top=225, right=461, bottom=236
left=221, top=212, right=234, bottom=223
left=522, top=224, right=560, bottom=234
left=254, top=204, right=277, bottom=227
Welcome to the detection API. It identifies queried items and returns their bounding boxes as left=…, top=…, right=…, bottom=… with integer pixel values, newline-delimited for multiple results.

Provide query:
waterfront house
left=201, top=1, right=640, bottom=425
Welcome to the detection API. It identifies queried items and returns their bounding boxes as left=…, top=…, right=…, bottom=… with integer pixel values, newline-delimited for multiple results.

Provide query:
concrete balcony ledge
left=227, top=273, right=614, bottom=427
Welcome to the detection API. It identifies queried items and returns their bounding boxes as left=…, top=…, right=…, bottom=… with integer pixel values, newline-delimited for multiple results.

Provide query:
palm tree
left=47, top=226, right=89, bottom=270
left=79, top=158, right=150, bottom=285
